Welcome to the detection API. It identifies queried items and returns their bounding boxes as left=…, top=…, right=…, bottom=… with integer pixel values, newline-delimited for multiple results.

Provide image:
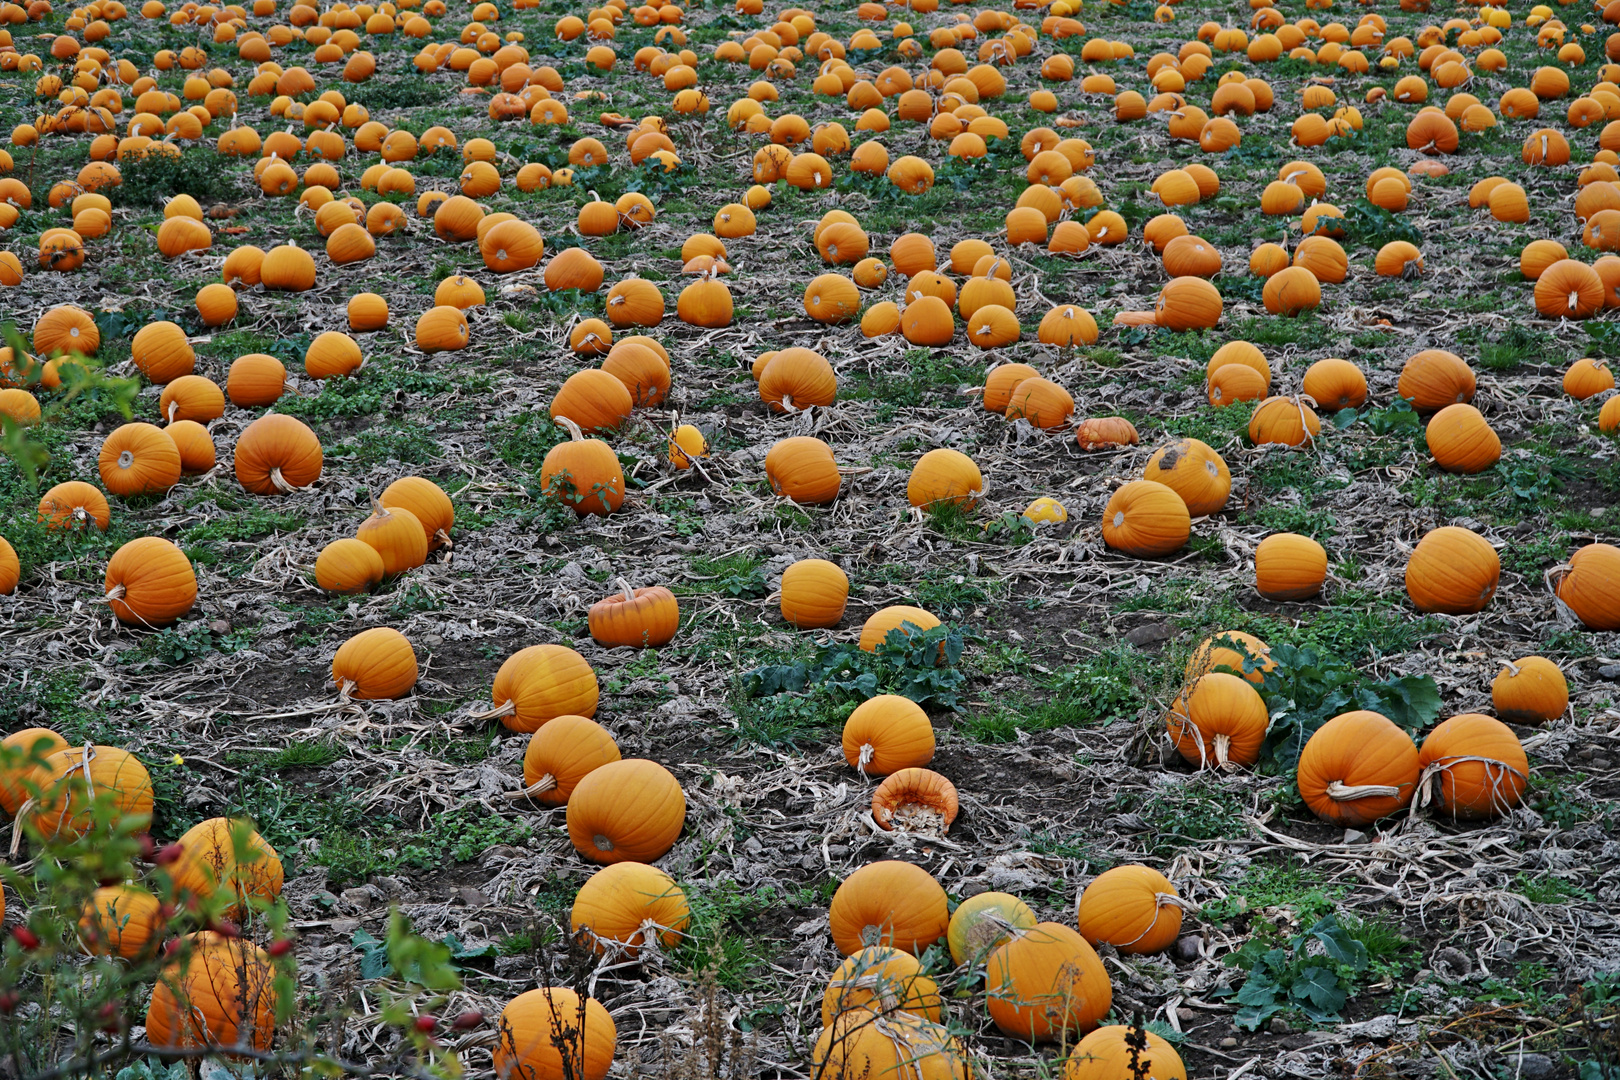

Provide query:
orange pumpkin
left=1101, top=480, right=1189, bottom=557
left=842, top=695, right=935, bottom=775
left=1297, top=711, right=1419, bottom=827
left=566, top=758, right=686, bottom=864
left=1416, top=713, right=1528, bottom=819
left=1076, top=865, right=1182, bottom=955
left=828, top=860, right=948, bottom=956
left=1405, top=525, right=1498, bottom=614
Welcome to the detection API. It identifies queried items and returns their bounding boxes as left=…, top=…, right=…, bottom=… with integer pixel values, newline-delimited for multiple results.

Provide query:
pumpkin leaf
left=1289, top=965, right=1348, bottom=1018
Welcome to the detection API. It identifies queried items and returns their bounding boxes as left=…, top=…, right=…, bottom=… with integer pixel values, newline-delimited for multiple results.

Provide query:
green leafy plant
left=744, top=624, right=974, bottom=709
left=1221, top=914, right=1369, bottom=1029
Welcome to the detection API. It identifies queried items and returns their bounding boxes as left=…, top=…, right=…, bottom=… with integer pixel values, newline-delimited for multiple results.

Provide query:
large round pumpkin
left=1101, top=480, right=1190, bottom=557
left=566, top=758, right=686, bottom=864
left=985, top=922, right=1111, bottom=1042
left=1405, top=526, right=1499, bottom=614
left=1416, top=713, right=1528, bottom=819
left=1296, top=710, right=1420, bottom=827
left=1076, top=865, right=1181, bottom=955
left=493, top=988, right=615, bottom=1080
left=1556, top=542, right=1620, bottom=630
left=828, top=860, right=949, bottom=956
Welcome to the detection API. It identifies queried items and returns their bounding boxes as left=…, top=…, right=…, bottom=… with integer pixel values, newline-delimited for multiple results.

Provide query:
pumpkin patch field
left=5, top=0, right=1620, bottom=1073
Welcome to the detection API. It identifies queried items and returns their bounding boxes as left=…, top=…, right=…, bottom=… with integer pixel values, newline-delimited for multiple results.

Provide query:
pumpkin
left=601, top=342, right=671, bottom=406
left=551, top=369, right=634, bottom=434
left=1155, top=276, right=1222, bottom=330
left=0, top=388, right=39, bottom=427
left=605, top=277, right=665, bottom=327
left=1399, top=350, right=1475, bottom=412
left=105, top=537, right=195, bottom=626
left=226, top=354, right=286, bottom=407
left=859, top=606, right=940, bottom=651
left=907, top=448, right=982, bottom=510
left=28, top=745, right=153, bottom=842
left=158, top=375, right=224, bottom=424
left=1262, top=265, right=1321, bottom=316
left=195, top=283, right=238, bottom=327
left=821, top=946, right=943, bottom=1028
left=1301, top=358, right=1367, bottom=410
left=315, top=537, right=385, bottom=594
left=766, top=436, right=842, bottom=505
left=1065, top=1027, right=1187, bottom=1080
left=235, top=413, right=323, bottom=495
left=589, top=581, right=679, bottom=649
left=1249, top=396, right=1321, bottom=447
left=167, top=817, right=283, bottom=918
left=1536, top=259, right=1605, bottom=318
left=1255, top=533, right=1327, bottom=600
left=415, top=305, right=471, bottom=352
left=1406, top=525, right=1499, bottom=614
left=1005, top=377, right=1075, bottom=429
left=667, top=424, right=708, bottom=470
left=571, top=862, right=690, bottom=955
left=1187, top=631, right=1274, bottom=684
left=1297, top=710, right=1420, bottom=826
left=1037, top=305, right=1099, bottom=347
left=1075, top=417, right=1139, bottom=450
left=828, top=860, right=948, bottom=956
left=1426, top=403, right=1500, bottom=473
left=983, top=363, right=1042, bottom=413
left=947, top=893, right=1037, bottom=968
left=1490, top=656, right=1567, bottom=725
left=812, top=1009, right=968, bottom=1080
left=985, top=922, right=1111, bottom=1042
left=493, top=988, right=615, bottom=1080
left=1161, top=234, right=1221, bottom=278
left=355, top=499, right=428, bottom=576
left=901, top=295, right=956, bottom=346
left=380, top=477, right=453, bottom=550
left=781, top=558, right=849, bottom=628
left=1375, top=240, right=1424, bottom=278
left=482, top=219, right=544, bottom=273
left=146, top=937, right=278, bottom=1052
left=1101, top=480, right=1190, bottom=558
left=485, top=644, right=600, bottom=733
left=332, top=627, right=418, bottom=699
left=1076, top=865, right=1182, bottom=955
left=566, top=758, right=685, bottom=864
left=543, top=419, right=626, bottom=516
left=843, top=695, right=935, bottom=775
left=99, top=422, right=183, bottom=498
left=546, top=248, right=606, bottom=292
left=1416, top=713, right=1528, bottom=819
left=167, top=421, right=215, bottom=474
left=1169, top=667, right=1266, bottom=766
left=519, top=714, right=620, bottom=805
left=1556, top=542, right=1620, bottom=630
left=259, top=242, right=317, bottom=290
left=33, top=305, right=99, bottom=357
left=130, top=321, right=194, bottom=384
left=78, top=884, right=163, bottom=960
left=1564, top=358, right=1616, bottom=399
left=305, top=331, right=363, bottom=379
left=0, top=728, right=68, bottom=816
left=38, top=482, right=110, bottom=532
left=871, top=768, right=957, bottom=835
left=1143, top=439, right=1229, bottom=516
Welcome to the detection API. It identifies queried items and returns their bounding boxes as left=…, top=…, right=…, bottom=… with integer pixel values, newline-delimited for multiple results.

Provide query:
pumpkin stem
left=469, top=699, right=517, bottom=721
left=336, top=677, right=355, bottom=701
left=104, top=583, right=126, bottom=602
left=616, top=577, right=636, bottom=604
left=268, top=467, right=297, bottom=494
left=1213, top=732, right=1232, bottom=768
left=1500, top=658, right=1521, bottom=678
left=505, top=773, right=557, bottom=801
left=1323, top=779, right=1403, bottom=801
left=556, top=416, right=587, bottom=442
left=434, top=527, right=454, bottom=550
left=7, top=796, right=35, bottom=856
left=857, top=742, right=874, bottom=776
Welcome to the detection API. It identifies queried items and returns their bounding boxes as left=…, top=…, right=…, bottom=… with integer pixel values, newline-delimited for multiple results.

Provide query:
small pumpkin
left=1492, top=656, right=1568, bottom=724
left=780, top=558, right=849, bottom=629
left=1426, top=403, right=1500, bottom=473
left=355, top=498, right=428, bottom=576
left=1249, top=395, right=1321, bottom=447
left=332, top=626, right=418, bottom=699
left=871, top=768, right=958, bottom=835
left=315, top=537, right=385, bottom=594
left=100, top=422, right=183, bottom=497
left=304, top=331, right=364, bottom=379
left=493, top=988, right=615, bottom=1080
left=1075, top=417, right=1139, bottom=450
left=485, top=644, right=600, bottom=733
left=1076, top=865, right=1182, bottom=955
left=1564, top=358, right=1616, bottom=399
left=828, top=860, right=949, bottom=956
left=566, top=758, right=686, bottom=864
left=145, top=937, right=278, bottom=1053
left=821, top=946, right=943, bottom=1028
left=105, top=537, right=196, bottom=626
left=759, top=347, right=837, bottom=412
left=1187, top=631, right=1274, bottom=684
left=1398, top=349, right=1475, bottom=412
left=166, top=817, right=284, bottom=918
left=1556, top=542, right=1620, bottom=630
left=551, top=369, right=634, bottom=434
left=842, top=695, right=935, bottom=775
left=542, top=419, right=626, bottom=515
left=1004, top=377, right=1075, bottom=429
left=235, top=414, right=323, bottom=495
left=0, top=727, right=68, bottom=816
left=380, top=476, right=454, bottom=549
left=517, top=714, right=620, bottom=805
left=1416, top=713, right=1529, bottom=819
left=985, top=922, right=1111, bottom=1042
left=1166, top=672, right=1268, bottom=769
left=571, top=862, right=690, bottom=955
left=983, top=363, right=1041, bottom=413
left=1254, top=533, right=1327, bottom=600
left=947, top=893, right=1037, bottom=968
left=226, top=354, right=286, bottom=407
left=1101, top=480, right=1190, bottom=558
left=765, top=436, right=842, bottom=504
left=37, top=481, right=110, bottom=532
left=78, top=884, right=163, bottom=960
left=1143, top=438, right=1229, bottom=516
left=1406, top=525, right=1499, bottom=614
left=589, top=581, right=679, bottom=649
left=1297, top=710, right=1420, bottom=827
left=1066, top=1027, right=1187, bottom=1080
left=1301, top=357, right=1367, bottom=410
left=907, top=448, right=983, bottom=510
left=859, top=605, right=941, bottom=651
left=601, top=341, right=671, bottom=406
